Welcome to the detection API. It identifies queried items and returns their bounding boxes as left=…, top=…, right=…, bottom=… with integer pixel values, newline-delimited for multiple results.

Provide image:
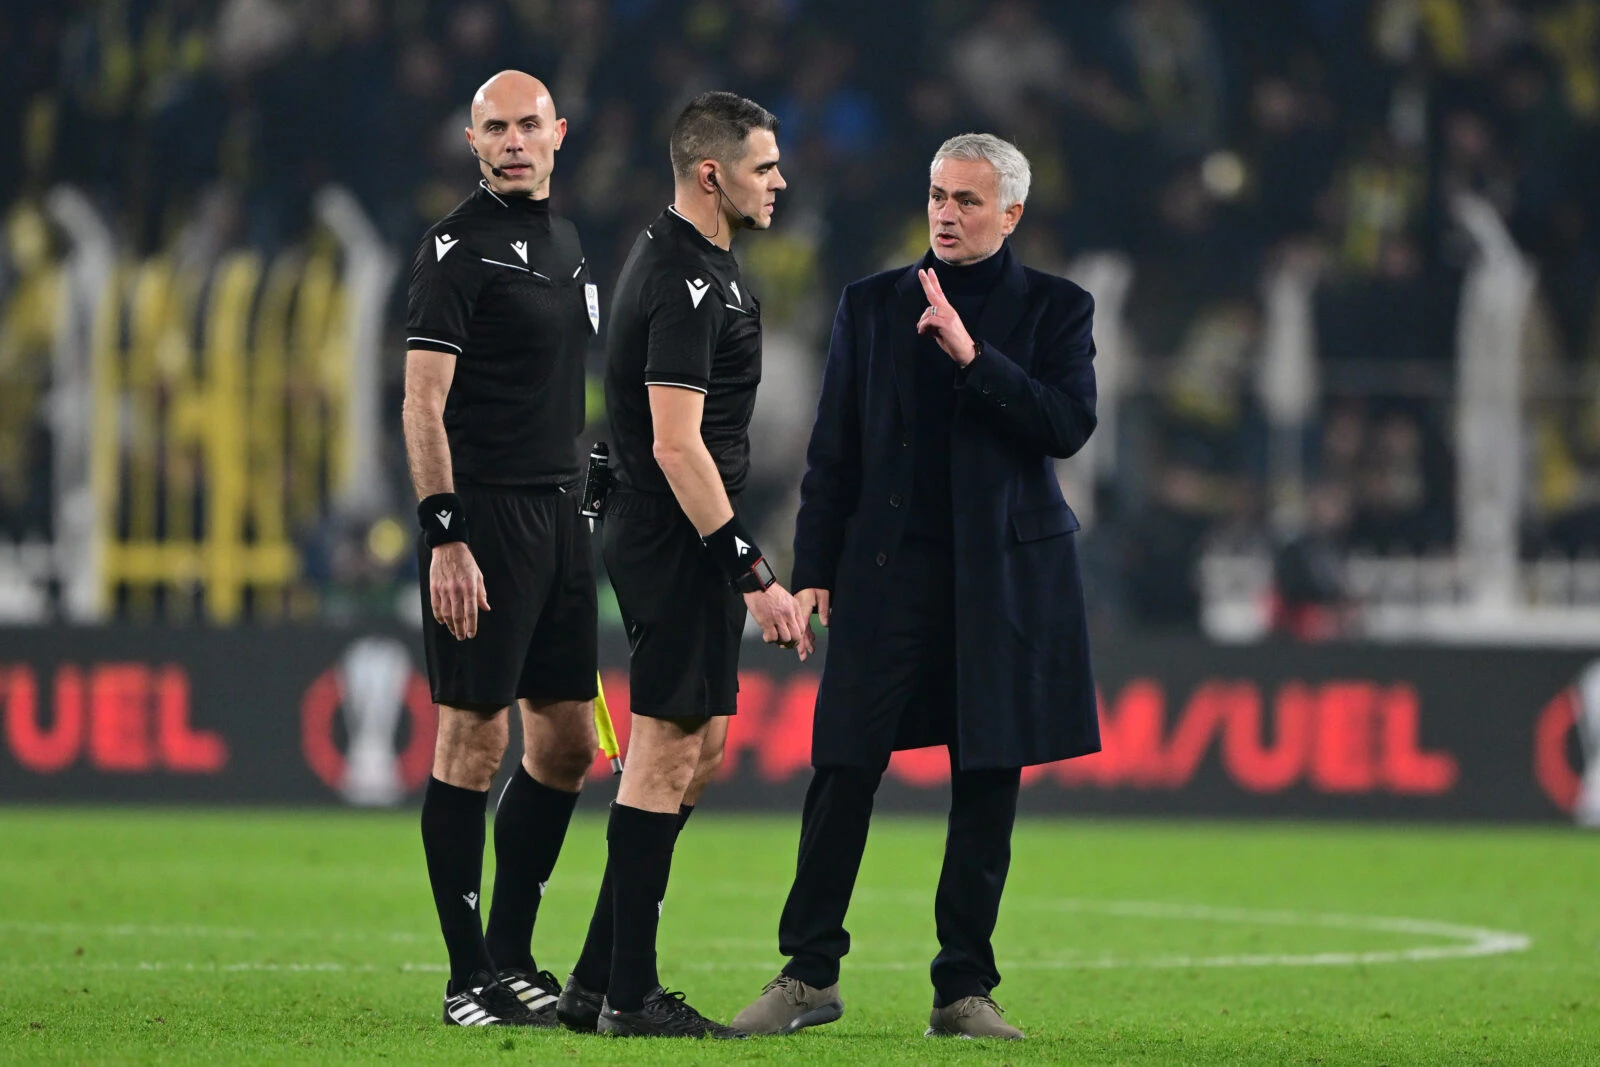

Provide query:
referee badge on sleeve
left=585, top=283, right=600, bottom=334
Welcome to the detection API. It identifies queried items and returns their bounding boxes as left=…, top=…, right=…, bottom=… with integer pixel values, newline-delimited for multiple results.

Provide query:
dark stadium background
left=0, top=0, right=1597, bottom=821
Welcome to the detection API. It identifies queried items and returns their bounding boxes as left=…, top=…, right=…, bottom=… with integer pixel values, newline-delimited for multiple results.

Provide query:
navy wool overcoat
left=791, top=248, right=1100, bottom=770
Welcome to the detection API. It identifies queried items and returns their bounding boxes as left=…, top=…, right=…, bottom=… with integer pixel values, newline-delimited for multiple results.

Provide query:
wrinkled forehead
left=929, top=157, right=1000, bottom=198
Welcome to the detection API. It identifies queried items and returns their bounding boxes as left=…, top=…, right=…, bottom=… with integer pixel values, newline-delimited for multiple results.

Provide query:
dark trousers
left=777, top=539, right=1022, bottom=1005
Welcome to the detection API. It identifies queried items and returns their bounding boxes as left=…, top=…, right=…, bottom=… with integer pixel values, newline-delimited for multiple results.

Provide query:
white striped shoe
left=496, top=967, right=563, bottom=1026
left=441, top=972, right=540, bottom=1027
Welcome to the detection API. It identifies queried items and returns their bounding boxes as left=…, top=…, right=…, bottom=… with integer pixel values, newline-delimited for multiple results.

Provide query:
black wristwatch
left=734, top=556, right=778, bottom=594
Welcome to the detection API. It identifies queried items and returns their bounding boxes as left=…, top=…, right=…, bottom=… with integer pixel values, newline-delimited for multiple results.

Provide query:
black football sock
left=421, top=776, right=495, bottom=992
left=485, top=764, right=581, bottom=973
left=604, top=803, right=682, bottom=1012
left=571, top=804, right=692, bottom=992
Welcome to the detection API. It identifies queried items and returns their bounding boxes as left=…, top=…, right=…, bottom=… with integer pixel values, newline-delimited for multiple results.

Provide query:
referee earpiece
left=708, top=168, right=757, bottom=228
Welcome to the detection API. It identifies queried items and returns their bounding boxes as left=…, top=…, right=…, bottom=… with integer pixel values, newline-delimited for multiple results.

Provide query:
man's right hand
left=795, top=588, right=831, bottom=628
left=744, top=582, right=808, bottom=657
left=431, top=542, right=490, bottom=641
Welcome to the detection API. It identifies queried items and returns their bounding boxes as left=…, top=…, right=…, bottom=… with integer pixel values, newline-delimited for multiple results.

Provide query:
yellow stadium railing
left=89, top=231, right=353, bottom=623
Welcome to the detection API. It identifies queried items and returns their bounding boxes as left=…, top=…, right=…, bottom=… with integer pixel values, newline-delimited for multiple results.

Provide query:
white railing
left=1201, top=548, right=1600, bottom=646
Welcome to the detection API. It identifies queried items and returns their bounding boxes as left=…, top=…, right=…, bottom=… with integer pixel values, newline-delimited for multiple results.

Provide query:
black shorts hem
left=433, top=694, right=513, bottom=714
left=516, top=682, right=600, bottom=705
left=628, top=701, right=737, bottom=721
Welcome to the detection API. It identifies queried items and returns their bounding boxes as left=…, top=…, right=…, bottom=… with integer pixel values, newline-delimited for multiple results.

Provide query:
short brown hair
left=669, top=91, right=779, bottom=180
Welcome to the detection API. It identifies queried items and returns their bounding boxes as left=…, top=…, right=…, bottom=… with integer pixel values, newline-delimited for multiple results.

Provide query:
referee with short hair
left=403, top=70, right=600, bottom=1028
left=552, top=90, right=805, bottom=1040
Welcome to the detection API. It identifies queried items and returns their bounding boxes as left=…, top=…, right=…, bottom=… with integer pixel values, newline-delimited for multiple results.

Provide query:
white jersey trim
left=407, top=336, right=462, bottom=353
left=479, top=180, right=509, bottom=207
left=644, top=380, right=710, bottom=395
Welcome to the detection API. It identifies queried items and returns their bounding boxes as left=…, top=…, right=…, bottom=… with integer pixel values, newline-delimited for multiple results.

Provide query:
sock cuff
left=426, top=776, right=489, bottom=811
left=502, top=763, right=581, bottom=809
left=607, top=803, right=681, bottom=855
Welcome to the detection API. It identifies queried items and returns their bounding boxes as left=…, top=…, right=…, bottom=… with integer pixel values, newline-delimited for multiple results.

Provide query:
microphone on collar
left=709, top=171, right=756, bottom=228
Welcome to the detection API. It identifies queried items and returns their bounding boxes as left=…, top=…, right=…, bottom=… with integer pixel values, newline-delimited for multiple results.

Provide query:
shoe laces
left=650, top=989, right=736, bottom=1035
left=653, top=989, right=701, bottom=1018
left=956, top=994, right=1004, bottom=1018
left=762, top=974, right=803, bottom=1003
left=478, top=982, right=532, bottom=1019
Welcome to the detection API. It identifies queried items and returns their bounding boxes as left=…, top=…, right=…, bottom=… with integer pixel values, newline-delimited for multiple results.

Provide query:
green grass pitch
left=2, top=808, right=1597, bottom=1065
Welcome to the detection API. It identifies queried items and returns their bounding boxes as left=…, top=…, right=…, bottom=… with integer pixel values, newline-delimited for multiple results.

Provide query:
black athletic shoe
left=596, top=986, right=748, bottom=1039
left=555, top=974, right=605, bottom=1033
left=496, top=967, right=562, bottom=1027
left=441, top=971, right=541, bottom=1027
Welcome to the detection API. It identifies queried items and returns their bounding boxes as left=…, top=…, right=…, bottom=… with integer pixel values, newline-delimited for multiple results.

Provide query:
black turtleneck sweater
left=905, top=242, right=1012, bottom=542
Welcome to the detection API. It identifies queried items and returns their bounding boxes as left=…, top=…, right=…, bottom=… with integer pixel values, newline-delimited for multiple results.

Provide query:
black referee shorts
left=602, top=490, right=746, bottom=719
left=419, top=484, right=598, bottom=712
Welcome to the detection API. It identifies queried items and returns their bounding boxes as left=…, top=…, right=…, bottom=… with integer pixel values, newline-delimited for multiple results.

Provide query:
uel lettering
left=1048, top=679, right=1458, bottom=795
left=2, top=664, right=227, bottom=774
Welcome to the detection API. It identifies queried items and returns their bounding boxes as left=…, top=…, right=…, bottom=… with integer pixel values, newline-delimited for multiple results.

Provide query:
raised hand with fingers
left=916, top=268, right=978, bottom=366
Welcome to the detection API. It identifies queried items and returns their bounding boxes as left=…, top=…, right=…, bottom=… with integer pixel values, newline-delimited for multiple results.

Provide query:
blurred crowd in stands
left=3, top=0, right=1600, bottom=632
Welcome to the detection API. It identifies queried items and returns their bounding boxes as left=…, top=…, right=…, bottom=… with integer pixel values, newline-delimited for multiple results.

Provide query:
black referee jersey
left=604, top=207, right=762, bottom=495
left=407, top=179, right=599, bottom=487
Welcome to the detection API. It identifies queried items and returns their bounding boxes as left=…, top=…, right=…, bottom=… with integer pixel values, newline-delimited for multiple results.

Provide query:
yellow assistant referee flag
left=594, top=671, right=623, bottom=774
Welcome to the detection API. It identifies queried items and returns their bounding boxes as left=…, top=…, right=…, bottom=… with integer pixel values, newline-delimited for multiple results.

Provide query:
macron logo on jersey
left=511, top=240, right=528, bottom=263
left=435, top=234, right=459, bottom=260
left=463, top=891, right=478, bottom=910
left=686, top=277, right=710, bottom=308
left=730, top=280, right=741, bottom=305
left=734, top=536, right=752, bottom=556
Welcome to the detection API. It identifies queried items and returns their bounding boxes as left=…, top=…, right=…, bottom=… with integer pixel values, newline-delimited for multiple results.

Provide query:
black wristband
left=418, top=493, right=467, bottom=547
left=702, top=516, right=768, bottom=585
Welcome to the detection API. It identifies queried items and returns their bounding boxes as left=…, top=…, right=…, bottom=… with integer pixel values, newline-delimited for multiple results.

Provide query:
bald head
left=471, top=70, right=554, bottom=126
left=465, top=70, right=566, bottom=199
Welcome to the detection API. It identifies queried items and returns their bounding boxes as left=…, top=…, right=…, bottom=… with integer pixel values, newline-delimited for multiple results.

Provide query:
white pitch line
left=5, top=898, right=1531, bottom=973
left=1001, top=896, right=1533, bottom=964
left=0, top=920, right=432, bottom=944
left=0, top=961, right=390, bottom=974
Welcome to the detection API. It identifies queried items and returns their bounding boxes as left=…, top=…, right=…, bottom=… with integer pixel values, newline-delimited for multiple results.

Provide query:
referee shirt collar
left=665, top=205, right=733, bottom=255
left=477, top=180, right=551, bottom=217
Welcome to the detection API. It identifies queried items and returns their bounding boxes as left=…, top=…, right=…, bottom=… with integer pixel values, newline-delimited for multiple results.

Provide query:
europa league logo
left=1574, top=661, right=1600, bottom=827
left=302, top=638, right=436, bottom=805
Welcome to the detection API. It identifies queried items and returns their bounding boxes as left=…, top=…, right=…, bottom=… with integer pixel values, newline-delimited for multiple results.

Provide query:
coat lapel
left=893, top=245, right=1030, bottom=427
left=891, top=261, right=927, bottom=428
left=973, top=244, right=1030, bottom=362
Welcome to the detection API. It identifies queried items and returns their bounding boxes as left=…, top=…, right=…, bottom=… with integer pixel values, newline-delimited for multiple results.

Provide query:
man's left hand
left=916, top=268, right=977, bottom=366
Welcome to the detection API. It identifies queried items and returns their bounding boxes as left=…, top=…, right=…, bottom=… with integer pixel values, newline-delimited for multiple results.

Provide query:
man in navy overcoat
left=732, top=134, right=1100, bottom=1041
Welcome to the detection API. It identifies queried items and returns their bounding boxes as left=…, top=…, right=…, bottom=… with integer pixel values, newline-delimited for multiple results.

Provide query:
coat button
left=889, top=494, right=902, bottom=508
left=901, top=439, right=909, bottom=448
left=875, top=552, right=888, bottom=567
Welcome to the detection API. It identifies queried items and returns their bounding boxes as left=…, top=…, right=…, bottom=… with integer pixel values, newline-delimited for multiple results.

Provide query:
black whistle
left=581, top=442, right=612, bottom=520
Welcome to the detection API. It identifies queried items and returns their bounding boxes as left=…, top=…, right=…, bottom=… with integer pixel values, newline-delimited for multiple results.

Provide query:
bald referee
left=403, top=71, right=600, bottom=1028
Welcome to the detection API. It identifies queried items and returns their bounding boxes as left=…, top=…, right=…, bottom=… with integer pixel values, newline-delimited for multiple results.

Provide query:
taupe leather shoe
left=730, top=974, right=844, bottom=1035
left=925, top=995, right=1024, bottom=1040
